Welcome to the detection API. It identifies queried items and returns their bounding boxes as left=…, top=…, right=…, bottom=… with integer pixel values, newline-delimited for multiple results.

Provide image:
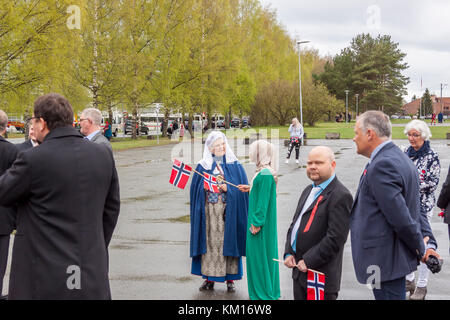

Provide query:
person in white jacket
left=286, top=118, right=304, bottom=164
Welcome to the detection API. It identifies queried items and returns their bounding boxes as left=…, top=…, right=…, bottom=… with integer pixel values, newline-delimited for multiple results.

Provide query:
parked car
left=231, top=118, right=240, bottom=128
left=124, top=120, right=149, bottom=135
left=390, top=115, right=399, bottom=119
left=216, top=119, right=225, bottom=128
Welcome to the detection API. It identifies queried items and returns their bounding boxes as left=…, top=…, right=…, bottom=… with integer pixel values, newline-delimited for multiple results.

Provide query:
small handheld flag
left=169, top=159, right=192, bottom=189
left=307, top=269, right=325, bottom=300
left=203, top=173, right=220, bottom=193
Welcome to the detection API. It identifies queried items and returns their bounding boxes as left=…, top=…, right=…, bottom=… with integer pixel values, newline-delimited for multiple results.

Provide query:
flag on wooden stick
left=169, top=159, right=192, bottom=189
left=203, top=173, right=220, bottom=193
left=307, top=269, right=325, bottom=300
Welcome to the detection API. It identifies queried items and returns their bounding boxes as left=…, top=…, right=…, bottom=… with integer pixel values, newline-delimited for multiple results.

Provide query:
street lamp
left=355, top=94, right=359, bottom=118
left=297, top=39, right=310, bottom=145
left=345, top=90, right=349, bottom=123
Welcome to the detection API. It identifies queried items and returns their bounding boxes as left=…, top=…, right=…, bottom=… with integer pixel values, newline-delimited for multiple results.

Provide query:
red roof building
left=402, top=95, right=450, bottom=115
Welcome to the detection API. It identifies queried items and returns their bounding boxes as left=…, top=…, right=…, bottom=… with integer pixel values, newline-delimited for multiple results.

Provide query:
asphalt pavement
left=2, top=137, right=450, bottom=300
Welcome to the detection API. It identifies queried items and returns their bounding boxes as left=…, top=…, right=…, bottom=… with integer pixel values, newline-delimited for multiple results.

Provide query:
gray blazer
left=90, top=130, right=112, bottom=152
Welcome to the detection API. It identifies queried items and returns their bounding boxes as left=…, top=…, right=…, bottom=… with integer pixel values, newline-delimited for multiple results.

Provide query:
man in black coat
left=437, top=165, right=450, bottom=252
left=0, top=110, right=18, bottom=299
left=0, top=93, right=120, bottom=299
left=284, top=146, right=353, bottom=300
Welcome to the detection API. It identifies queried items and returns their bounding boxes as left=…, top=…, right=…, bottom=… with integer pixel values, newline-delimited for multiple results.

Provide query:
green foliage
left=422, top=88, right=433, bottom=116
left=315, top=33, right=409, bottom=115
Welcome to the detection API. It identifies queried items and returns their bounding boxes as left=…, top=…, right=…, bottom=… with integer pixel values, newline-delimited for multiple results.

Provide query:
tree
left=315, top=33, right=409, bottom=115
left=422, top=88, right=433, bottom=116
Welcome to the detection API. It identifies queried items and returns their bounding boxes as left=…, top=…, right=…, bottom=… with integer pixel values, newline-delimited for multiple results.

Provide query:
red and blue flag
left=203, top=173, right=220, bottom=193
left=307, top=269, right=325, bottom=300
left=169, top=159, right=192, bottom=189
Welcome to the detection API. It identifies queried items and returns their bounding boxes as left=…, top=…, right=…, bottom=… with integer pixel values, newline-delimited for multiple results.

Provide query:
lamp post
left=297, top=39, right=310, bottom=145
left=345, top=90, right=349, bottom=123
left=355, top=94, right=359, bottom=118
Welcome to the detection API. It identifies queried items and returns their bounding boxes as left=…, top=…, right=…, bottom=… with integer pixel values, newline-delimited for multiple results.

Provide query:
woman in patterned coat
left=404, top=120, right=441, bottom=300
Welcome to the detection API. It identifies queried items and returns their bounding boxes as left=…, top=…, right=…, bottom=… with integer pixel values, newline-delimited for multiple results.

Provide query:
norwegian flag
left=307, top=269, right=325, bottom=300
left=203, top=173, right=220, bottom=193
left=169, top=159, right=192, bottom=189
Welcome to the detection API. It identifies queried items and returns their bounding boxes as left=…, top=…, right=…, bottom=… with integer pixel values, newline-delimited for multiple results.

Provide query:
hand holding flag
left=203, top=173, right=220, bottom=193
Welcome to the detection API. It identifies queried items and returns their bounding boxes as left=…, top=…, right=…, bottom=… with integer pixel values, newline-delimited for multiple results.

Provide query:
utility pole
left=345, top=90, right=349, bottom=123
left=441, top=83, right=448, bottom=113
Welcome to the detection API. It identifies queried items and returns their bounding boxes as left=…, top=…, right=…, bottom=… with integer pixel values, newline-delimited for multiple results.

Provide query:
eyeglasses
left=407, top=133, right=421, bottom=138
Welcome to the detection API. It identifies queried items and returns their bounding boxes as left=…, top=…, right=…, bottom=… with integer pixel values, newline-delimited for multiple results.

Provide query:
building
left=402, top=95, right=450, bottom=116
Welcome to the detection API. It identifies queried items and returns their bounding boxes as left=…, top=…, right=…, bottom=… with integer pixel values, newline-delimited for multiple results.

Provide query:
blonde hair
left=292, top=118, right=301, bottom=129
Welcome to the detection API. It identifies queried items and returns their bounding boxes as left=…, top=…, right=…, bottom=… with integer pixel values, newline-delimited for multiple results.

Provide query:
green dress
left=246, top=168, right=280, bottom=300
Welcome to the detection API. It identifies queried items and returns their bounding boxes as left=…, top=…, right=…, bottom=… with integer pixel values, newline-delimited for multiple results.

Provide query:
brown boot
left=410, top=286, right=427, bottom=300
left=406, top=280, right=415, bottom=295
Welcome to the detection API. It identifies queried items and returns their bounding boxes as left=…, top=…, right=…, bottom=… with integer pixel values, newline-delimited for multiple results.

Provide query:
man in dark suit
left=351, top=110, right=439, bottom=300
left=284, top=146, right=353, bottom=300
left=0, top=110, right=18, bottom=300
left=16, top=121, right=39, bottom=152
left=79, top=108, right=112, bottom=152
left=0, top=93, right=120, bottom=299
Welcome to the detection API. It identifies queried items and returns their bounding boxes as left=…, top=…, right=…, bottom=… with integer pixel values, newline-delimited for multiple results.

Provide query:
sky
left=261, top=0, right=450, bottom=102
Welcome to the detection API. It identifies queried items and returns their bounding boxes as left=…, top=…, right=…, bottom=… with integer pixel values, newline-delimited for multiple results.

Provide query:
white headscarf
left=249, top=140, right=278, bottom=186
left=198, top=131, right=238, bottom=170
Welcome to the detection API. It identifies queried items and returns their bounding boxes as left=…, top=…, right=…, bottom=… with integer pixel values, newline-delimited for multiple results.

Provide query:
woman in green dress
left=238, top=140, right=280, bottom=300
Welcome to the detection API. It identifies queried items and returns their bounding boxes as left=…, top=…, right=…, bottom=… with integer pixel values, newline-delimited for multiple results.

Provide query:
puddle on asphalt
left=122, top=192, right=172, bottom=203
left=110, top=244, right=136, bottom=250
left=113, top=236, right=187, bottom=246
left=110, top=275, right=193, bottom=283
left=132, top=215, right=190, bottom=224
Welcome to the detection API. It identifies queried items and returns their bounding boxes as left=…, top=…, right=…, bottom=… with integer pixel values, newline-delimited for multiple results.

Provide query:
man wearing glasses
left=79, top=108, right=112, bottom=152
left=0, top=93, right=120, bottom=299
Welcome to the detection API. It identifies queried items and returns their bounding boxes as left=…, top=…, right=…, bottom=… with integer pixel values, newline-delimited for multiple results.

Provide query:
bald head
left=306, top=146, right=336, bottom=185
left=309, top=146, right=335, bottom=162
left=0, top=110, right=8, bottom=134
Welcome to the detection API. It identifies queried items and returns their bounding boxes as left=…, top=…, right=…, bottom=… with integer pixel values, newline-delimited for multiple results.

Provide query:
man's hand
left=284, top=255, right=296, bottom=269
left=297, top=259, right=308, bottom=273
left=219, top=184, right=227, bottom=192
left=237, top=184, right=250, bottom=193
left=421, top=248, right=441, bottom=263
left=423, top=236, right=430, bottom=247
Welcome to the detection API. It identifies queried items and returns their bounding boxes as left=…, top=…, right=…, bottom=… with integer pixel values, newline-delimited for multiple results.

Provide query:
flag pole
left=191, top=167, right=239, bottom=189
left=272, top=259, right=325, bottom=276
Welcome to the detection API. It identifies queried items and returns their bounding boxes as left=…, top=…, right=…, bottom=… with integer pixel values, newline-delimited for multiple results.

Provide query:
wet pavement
left=2, top=138, right=450, bottom=300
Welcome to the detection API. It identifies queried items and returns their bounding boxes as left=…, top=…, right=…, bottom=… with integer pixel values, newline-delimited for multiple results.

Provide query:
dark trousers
left=0, top=235, right=11, bottom=295
left=287, top=140, right=301, bottom=160
left=372, top=277, right=406, bottom=300
left=448, top=225, right=450, bottom=255
left=293, top=280, right=338, bottom=300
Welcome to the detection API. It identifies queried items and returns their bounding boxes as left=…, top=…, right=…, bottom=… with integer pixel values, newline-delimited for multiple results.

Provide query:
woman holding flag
left=189, top=131, right=249, bottom=292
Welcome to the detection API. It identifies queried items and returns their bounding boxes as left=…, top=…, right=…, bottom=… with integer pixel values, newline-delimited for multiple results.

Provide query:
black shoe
left=199, top=280, right=214, bottom=291
left=227, top=281, right=235, bottom=293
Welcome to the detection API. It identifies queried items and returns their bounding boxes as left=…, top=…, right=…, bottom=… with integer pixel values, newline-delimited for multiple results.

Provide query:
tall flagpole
left=419, top=77, right=422, bottom=118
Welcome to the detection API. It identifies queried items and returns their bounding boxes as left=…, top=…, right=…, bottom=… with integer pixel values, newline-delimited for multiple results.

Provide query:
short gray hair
left=81, top=108, right=102, bottom=126
left=404, top=119, right=432, bottom=140
left=0, top=110, right=8, bottom=132
left=357, top=111, right=392, bottom=138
